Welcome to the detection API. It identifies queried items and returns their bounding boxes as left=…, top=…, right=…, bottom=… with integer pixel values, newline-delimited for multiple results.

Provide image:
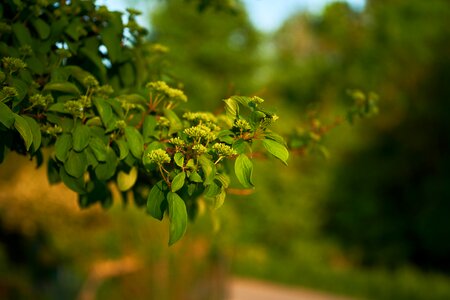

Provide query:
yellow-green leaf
left=235, top=154, right=254, bottom=188
left=167, top=192, right=187, bottom=246
left=117, top=167, right=138, bottom=191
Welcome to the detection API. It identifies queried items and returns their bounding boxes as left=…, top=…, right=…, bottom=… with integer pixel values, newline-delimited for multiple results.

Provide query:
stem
left=159, top=165, right=171, bottom=187
left=214, top=156, right=223, bottom=165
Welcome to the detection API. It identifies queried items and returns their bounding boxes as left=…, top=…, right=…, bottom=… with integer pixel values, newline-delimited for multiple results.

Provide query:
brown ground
left=228, top=277, right=354, bottom=300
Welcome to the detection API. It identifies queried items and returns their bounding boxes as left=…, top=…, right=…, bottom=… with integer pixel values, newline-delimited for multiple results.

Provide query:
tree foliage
left=0, top=0, right=289, bottom=245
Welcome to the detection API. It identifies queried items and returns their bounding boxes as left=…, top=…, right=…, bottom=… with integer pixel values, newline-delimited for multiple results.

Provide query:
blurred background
left=1, top=0, right=450, bottom=299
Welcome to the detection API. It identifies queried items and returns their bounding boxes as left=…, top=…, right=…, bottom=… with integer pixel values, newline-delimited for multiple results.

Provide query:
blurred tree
left=149, top=0, right=260, bottom=110
left=270, top=0, right=450, bottom=271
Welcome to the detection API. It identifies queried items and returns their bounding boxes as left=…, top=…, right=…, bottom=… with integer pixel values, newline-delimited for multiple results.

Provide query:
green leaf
left=0, top=102, right=15, bottom=128
left=31, top=18, right=51, bottom=39
left=232, top=139, right=249, bottom=154
left=174, top=152, right=184, bottom=168
left=55, top=133, right=72, bottom=162
left=48, top=102, right=68, bottom=114
left=22, top=116, right=42, bottom=151
left=163, top=108, right=183, bottom=135
left=215, top=173, right=230, bottom=189
left=171, top=172, right=186, bottom=193
left=72, top=123, right=90, bottom=152
left=146, top=181, right=167, bottom=221
left=59, top=167, right=86, bottom=194
left=167, top=192, right=188, bottom=246
left=12, top=23, right=32, bottom=46
left=264, top=131, right=287, bottom=145
left=119, top=63, right=135, bottom=87
left=143, top=115, right=157, bottom=141
left=89, top=137, right=107, bottom=162
left=230, top=95, right=251, bottom=107
left=235, top=154, right=254, bottom=188
left=117, top=167, right=138, bottom=191
left=13, top=114, right=33, bottom=151
left=65, top=66, right=94, bottom=87
left=213, top=189, right=226, bottom=210
left=114, top=139, right=129, bottom=160
left=198, top=155, right=216, bottom=185
left=44, top=82, right=81, bottom=95
left=262, top=139, right=289, bottom=165
left=93, top=98, right=113, bottom=127
left=85, top=147, right=99, bottom=169
left=189, top=171, right=203, bottom=183
left=95, top=146, right=118, bottom=180
left=100, top=21, right=122, bottom=63
left=47, top=158, right=61, bottom=184
left=205, top=181, right=221, bottom=198
left=223, top=98, right=239, bottom=120
left=11, top=78, right=28, bottom=102
left=65, top=150, right=87, bottom=178
left=124, top=126, right=144, bottom=159
left=79, top=46, right=106, bottom=79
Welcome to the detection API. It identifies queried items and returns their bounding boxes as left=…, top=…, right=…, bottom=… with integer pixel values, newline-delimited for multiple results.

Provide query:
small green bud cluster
left=157, top=116, right=170, bottom=127
left=183, top=112, right=217, bottom=123
left=120, top=100, right=144, bottom=112
left=64, top=100, right=84, bottom=118
left=19, top=45, right=33, bottom=57
left=0, top=87, right=19, bottom=99
left=29, top=93, right=54, bottom=108
left=169, top=137, right=185, bottom=146
left=94, top=85, right=114, bottom=97
left=184, top=124, right=212, bottom=139
left=79, top=95, right=92, bottom=108
left=260, top=114, right=279, bottom=128
left=250, top=96, right=264, bottom=106
left=83, top=75, right=99, bottom=88
left=41, top=124, right=63, bottom=136
left=147, top=149, right=171, bottom=165
left=146, top=81, right=187, bottom=103
left=212, top=143, right=236, bottom=157
left=2, top=57, right=27, bottom=73
left=56, top=48, right=72, bottom=59
left=192, top=144, right=207, bottom=155
left=115, top=120, right=127, bottom=129
left=234, top=119, right=251, bottom=131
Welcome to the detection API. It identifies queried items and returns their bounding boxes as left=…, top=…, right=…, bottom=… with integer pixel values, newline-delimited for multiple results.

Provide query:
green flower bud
left=212, top=143, right=236, bottom=157
left=146, top=81, right=187, bottom=103
left=2, top=57, right=27, bottom=73
left=184, top=124, right=212, bottom=139
left=83, top=75, right=99, bottom=88
left=182, top=111, right=217, bottom=123
left=42, top=124, right=63, bottom=136
left=192, top=144, right=207, bottom=155
left=94, top=85, right=114, bottom=97
left=234, top=119, right=251, bottom=131
left=0, top=87, right=18, bottom=99
left=64, top=100, right=84, bottom=118
left=56, top=48, right=72, bottom=59
left=19, top=45, right=33, bottom=57
left=169, top=137, right=185, bottom=146
left=147, top=149, right=171, bottom=165
left=115, top=120, right=127, bottom=129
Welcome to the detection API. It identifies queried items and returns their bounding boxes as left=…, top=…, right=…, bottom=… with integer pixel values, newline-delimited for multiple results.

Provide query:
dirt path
left=228, top=278, right=354, bottom=300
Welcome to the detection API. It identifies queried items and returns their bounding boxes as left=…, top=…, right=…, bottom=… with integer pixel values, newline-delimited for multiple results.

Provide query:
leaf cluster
left=0, top=0, right=288, bottom=245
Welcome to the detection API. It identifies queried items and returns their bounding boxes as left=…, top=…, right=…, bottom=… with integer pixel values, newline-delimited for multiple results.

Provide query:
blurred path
left=228, top=277, right=353, bottom=300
